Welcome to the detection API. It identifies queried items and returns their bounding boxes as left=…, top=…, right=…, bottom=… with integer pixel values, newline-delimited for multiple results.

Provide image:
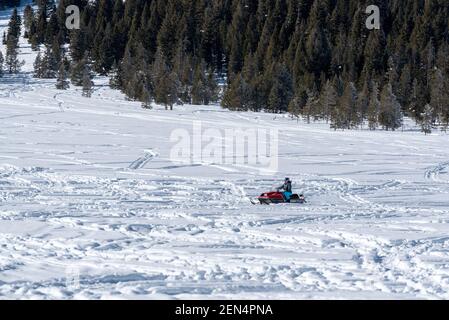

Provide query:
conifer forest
left=1, top=0, right=448, bottom=131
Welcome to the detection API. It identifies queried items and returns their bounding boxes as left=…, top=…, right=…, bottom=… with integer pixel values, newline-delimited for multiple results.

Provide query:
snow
left=1, top=2, right=449, bottom=300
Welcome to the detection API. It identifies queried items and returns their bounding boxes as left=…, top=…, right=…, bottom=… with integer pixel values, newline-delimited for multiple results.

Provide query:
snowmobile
left=257, top=192, right=306, bottom=205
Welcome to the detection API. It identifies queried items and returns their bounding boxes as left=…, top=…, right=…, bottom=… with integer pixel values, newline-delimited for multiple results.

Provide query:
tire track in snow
left=329, top=177, right=370, bottom=205
left=128, top=150, right=158, bottom=170
left=425, top=161, right=449, bottom=183
left=309, top=229, right=449, bottom=298
left=53, top=92, right=65, bottom=112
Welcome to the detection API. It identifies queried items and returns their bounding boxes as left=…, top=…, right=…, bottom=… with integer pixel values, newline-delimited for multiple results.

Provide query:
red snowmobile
left=257, top=192, right=306, bottom=205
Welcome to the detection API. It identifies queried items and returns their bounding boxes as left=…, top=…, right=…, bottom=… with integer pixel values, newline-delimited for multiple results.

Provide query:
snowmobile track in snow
left=425, top=160, right=449, bottom=183
left=128, top=150, right=158, bottom=170
left=2, top=2, right=449, bottom=298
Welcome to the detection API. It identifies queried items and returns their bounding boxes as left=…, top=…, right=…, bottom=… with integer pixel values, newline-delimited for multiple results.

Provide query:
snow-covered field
left=1, top=2, right=449, bottom=299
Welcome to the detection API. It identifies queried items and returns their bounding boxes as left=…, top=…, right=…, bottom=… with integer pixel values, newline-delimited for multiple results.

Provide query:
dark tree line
left=15, top=0, right=449, bottom=131
left=0, top=0, right=21, bottom=10
left=0, top=7, right=23, bottom=75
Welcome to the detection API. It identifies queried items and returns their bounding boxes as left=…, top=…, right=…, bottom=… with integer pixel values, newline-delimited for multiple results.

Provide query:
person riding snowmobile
left=277, top=177, right=293, bottom=202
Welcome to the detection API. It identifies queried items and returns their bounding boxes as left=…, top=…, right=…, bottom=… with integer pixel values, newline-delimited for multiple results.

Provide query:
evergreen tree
left=95, top=23, right=115, bottom=74
left=39, top=44, right=57, bottom=78
left=0, top=51, right=4, bottom=78
left=222, top=74, right=253, bottom=111
left=159, top=71, right=179, bottom=110
left=152, top=47, right=179, bottom=110
left=5, top=8, right=23, bottom=74
left=379, top=83, right=403, bottom=131
left=358, top=80, right=370, bottom=127
left=56, top=60, right=70, bottom=90
left=71, top=53, right=91, bottom=86
left=23, top=5, right=35, bottom=38
left=367, top=82, right=380, bottom=130
left=25, top=0, right=449, bottom=133
left=0, top=1, right=21, bottom=10
left=69, top=29, right=87, bottom=63
left=191, top=63, right=208, bottom=105
left=288, top=90, right=308, bottom=120
left=420, top=104, right=434, bottom=135
left=267, top=64, right=293, bottom=113
left=141, top=87, right=152, bottom=109
left=82, top=62, right=94, bottom=97
left=331, top=82, right=358, bottom=130
left=34, top=51, right=43, bottom=78
left=319, top=80, right=338, bottom=123
left=156, top=2, right=178, bottom=65
left=8, top=8, right=21, bottom=40
left=45, top=9, right=59, bottom=45
left=302, top=90, right=320, bottom=124
left=109, top=60, right=122, bottom=89
left=191, top=62, right=218, bottom=105
left=35, top=4, right=48, bottom=44
left=5, top=35, right=22, bottom=74
left=430, top=68, right=449, bottom=130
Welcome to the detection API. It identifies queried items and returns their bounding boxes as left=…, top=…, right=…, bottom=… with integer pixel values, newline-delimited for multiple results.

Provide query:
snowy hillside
left=1, top=3, right=449, bottom=299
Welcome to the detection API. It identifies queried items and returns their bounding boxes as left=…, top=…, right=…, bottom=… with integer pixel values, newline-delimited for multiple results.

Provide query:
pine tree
left=40, top=44, right=57, bottom=78
left=56, top=60, right=70, bottom=90
left=109, top=60, right=122, bottom=89
left=191, top=63, right=207, bottom=105
left=222, top=74, right=253, bottom=111
left=141, top=87, right=152, bottom=109
left=358, top=80, right=370, bottom=127
left=34, top=51, right=43, bottom=78
left=191, top=62, right=218, bottom=105
left=367, top=82, right=380, bottom=130
left=69, top=29, right=86, bottom=63
left=420, top=104, right=434, bottom=135
left=0, top=51, right=4, bottom=77
left=35, top=4, right=48, bottom=44
left=319, top=80, right=338, bottom=123
left=23, top=5, right=35, bottom=38
left=152, top=47, right=179, bottom=110
left=29, top=0, right=449, bottom=130
left=82, top=63, right=94, bottom=97
left=379, top=83, right=403, bottom=131
left=332, top=82, right=358, bottom=130
left=430, top=68, right=449, bottom=130
left=119, top=46, right=134, bottom=93
left=206, top=70, right=219, bottom=104
left=302, top=90, right=320, bottom=123
left=8, top=8, right=21, bottom=40
left=288, top=90, right=308, bottom=120
left=95, top=23, right=115, bottom=74
left=267, top=63, right=293, bottom=113
left=45, top=10, right=59, bottom=45
left=152, top=70, right=179, bottom=110
left=29, top=18, right=39, bottom=50
left=156, top=3, right=178, bottom=65
left=172, top=40, right=194, bottom=104
left=5, top=35, right=23, bottom=74
left=71, top=53, right=92, bottom=87
left=5, top=8, right=23, bottom=74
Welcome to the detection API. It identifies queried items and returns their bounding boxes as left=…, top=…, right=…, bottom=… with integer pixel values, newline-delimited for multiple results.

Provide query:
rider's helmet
left=285, top=177, right=290, bottom=182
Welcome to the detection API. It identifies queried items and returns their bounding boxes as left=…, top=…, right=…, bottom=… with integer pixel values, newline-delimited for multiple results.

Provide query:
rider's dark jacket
left=278, top=181, right=292, bottom=193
